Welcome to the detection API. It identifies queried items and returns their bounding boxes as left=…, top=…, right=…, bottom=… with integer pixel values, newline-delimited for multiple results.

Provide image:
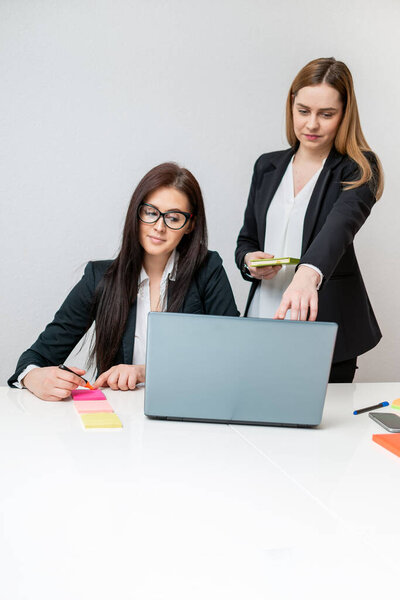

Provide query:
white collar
left=138, top=249, right=179, bottom=286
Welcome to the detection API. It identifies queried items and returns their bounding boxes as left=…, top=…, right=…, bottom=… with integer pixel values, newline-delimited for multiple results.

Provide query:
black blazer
left=235, top=147, right=382, bottom=363
left=8, top=250, right=239, bottom=386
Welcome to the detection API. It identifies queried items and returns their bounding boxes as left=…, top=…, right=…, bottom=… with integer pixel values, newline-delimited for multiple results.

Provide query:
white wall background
left=1, top=0, right=399, bottom=384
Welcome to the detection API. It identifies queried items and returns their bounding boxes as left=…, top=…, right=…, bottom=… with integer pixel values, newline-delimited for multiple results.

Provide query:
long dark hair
left=286, top=57, right=383, bottom=198
left=91, top=162, right=208, bottom=373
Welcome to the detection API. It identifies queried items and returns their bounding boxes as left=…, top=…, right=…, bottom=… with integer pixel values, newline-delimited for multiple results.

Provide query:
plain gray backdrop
left=1, top=0, right=399, bottom=384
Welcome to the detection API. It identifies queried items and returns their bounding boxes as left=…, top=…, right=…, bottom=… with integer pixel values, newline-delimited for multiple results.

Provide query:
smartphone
left=369, top=412, right=400, bottom=432
left=249, top=257, right=300, bottom=267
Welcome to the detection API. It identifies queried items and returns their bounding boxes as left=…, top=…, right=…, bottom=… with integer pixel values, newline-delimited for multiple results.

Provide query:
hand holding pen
left=58, top=364, right=94, bottom=389
left=22, top=364, right=93, bottom=402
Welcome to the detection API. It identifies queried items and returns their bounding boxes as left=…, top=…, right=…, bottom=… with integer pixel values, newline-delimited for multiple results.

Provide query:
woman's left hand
left=274, top=266, right=320, bottom=321
left=94, top=364, right=145, bottom=390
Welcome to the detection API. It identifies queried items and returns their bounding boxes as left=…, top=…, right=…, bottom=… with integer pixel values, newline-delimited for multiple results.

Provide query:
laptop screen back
left=144, top=313, right=337, bottom=427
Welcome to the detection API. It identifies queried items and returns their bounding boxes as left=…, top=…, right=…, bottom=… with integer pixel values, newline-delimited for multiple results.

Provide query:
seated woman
left=9, top=162, right=239, bottom=400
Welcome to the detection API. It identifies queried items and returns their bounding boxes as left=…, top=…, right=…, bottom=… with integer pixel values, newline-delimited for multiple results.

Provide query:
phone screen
left=369, top=412, right=400, bottom=431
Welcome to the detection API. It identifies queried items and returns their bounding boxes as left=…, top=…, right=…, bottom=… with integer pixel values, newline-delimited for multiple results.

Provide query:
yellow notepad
left=80, top=412, right=123, bottom=429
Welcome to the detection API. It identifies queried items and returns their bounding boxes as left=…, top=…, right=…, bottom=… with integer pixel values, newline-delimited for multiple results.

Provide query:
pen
left=353, top=401, right=389, bottom=415
left=58, top=364, right=94, bottom=390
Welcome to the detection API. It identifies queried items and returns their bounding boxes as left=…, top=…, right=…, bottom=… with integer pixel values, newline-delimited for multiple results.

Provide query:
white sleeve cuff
left=301, top=264, right=324, bottom=290
left=15, top=365, right=40, bottom=389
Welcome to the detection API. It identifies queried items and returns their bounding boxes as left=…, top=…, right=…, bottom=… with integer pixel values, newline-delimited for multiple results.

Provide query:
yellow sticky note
left=392, top=398, right=400, bottom=410
left=80, top=412, right=122, bottom=429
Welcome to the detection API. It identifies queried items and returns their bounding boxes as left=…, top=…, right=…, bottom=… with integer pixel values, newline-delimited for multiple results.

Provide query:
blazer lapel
left=301, top=147, right=344, bottom=254
left=258, top=148, right=295, bottom=248
left=121, top=301, right=137, bottom=363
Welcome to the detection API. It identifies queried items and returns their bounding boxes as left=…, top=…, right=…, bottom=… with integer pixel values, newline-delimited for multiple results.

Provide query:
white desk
left=1, top=384, right=399, bottom=599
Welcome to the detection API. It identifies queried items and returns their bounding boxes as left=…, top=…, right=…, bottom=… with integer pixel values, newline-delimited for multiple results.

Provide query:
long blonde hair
left=286, top=57, right=383, bottom=199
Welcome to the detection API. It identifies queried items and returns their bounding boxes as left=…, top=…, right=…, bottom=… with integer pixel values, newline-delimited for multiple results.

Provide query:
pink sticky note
left=74, top=400, right=113, bottom=414
left=71, top=389, right=106, bottom=401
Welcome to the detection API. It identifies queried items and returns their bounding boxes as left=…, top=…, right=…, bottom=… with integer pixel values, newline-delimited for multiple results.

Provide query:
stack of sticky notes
left=392, top=398, right=400, bottom=411
left=71, top=388, right=122, bottom=429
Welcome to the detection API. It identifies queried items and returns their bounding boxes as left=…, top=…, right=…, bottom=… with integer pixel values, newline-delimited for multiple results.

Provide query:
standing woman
left=9, top=162, right=238, bottom=400
left=235, top=57, right=383, bottom=383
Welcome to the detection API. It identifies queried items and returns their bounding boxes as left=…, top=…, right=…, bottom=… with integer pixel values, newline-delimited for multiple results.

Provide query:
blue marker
left=353, top=401, right=389, bottom=415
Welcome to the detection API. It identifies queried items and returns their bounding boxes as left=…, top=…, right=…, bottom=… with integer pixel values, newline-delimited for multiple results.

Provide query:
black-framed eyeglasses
left=137, top=203, right=193, bottom=230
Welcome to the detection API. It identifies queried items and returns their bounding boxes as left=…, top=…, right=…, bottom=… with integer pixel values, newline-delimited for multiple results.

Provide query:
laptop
left=144, top=313, right=337, bottom=427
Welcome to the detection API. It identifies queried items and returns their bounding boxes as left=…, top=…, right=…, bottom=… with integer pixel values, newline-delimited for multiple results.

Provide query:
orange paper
left=372, top=433, right=400, bottom=458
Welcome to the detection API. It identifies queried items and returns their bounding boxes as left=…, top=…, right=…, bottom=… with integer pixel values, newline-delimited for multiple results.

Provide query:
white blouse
left=132, top=250, right=178, bottom=365
left=248, top=157, right=323, bottom=318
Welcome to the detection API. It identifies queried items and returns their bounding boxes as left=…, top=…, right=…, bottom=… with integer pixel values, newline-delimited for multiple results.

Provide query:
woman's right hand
left=245, top=252, right=282, bottom=280
left=22, top=366, right=87, bottom=402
